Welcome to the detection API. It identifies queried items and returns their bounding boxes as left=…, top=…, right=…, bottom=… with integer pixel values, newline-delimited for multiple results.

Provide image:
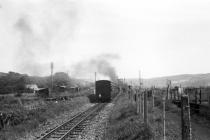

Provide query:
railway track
left=38, top=103, right=107, bottom=140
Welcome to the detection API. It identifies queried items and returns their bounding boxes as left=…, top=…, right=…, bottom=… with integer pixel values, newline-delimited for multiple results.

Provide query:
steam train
left=95, top=80, right=120, bottom=102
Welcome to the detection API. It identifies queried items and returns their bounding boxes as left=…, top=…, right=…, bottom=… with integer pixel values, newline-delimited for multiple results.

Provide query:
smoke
left=14, top=16, right=48, bottom=75
left=71, top=54, right=119, bottom=81
left=13, top=0, right=80, bottom=76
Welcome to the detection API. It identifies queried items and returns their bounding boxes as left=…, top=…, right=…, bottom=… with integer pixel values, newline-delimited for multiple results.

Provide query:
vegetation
left=0, top=71, right=92, bottom=95
left=154, top=96, right=180, bottom=114
left=104, top=94, right=153, bottom=140
left=29, top=72, right=71, bottom=88
left=0, top=96, right=89, bottom=140
left=0, top=72, right=27, bottom=94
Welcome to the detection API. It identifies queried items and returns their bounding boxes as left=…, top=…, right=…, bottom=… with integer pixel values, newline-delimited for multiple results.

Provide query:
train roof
left=96, top=80, right=120, bottom=87
left=96, top=80, right=110, bottom=82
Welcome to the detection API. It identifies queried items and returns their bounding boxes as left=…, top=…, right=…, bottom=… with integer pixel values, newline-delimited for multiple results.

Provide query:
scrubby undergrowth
left=0, top=96, right=89, bottom=140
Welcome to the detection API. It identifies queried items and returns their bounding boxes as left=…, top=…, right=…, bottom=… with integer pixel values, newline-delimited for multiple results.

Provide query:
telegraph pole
left=138, top=70, right=141, bottom=114
left=95, top=72, right=97, bottom=83
left=94, top=72, right=97, bottom=94
left=50, top=62, right=54, bottom=94
left=139, top=70, right=141, bottom=87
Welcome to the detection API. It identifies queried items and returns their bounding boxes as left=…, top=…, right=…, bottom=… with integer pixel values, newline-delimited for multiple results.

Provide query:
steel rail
left=38, top=103, right=105, bottom=140
left=59, top=103, right=105, bottom=140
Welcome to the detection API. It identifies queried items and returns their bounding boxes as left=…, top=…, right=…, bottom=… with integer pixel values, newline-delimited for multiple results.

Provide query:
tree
left=53, top=72, right=70, bottom=86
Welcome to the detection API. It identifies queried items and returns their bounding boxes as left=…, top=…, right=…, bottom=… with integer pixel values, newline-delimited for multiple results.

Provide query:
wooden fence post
left=152, top=90, right=154, bottom=110
left=166, top=86, right=169, bottom=100
left=199, top=89, right=201, bottom=104
left=139, top=92, right=142, bottom=114
left=137, top=90, right=139, bottom=114
left=138, top=89, right=141, bottom=114
left=142, top=92, right=144, bottom=118
left=208, top=95, right=210, bottom=106
left=163, top=96, right=166, bottom=140
left=128, top=85, right=131, bottom=101
left=195, top=89, right=198, bottom=104
left=139, top=93, right=141, bottom=113
left=144, top=91, right=148, bottom=126
left=140, top=92, right=142, bottom=116
left=181, top=95, right=192, bottom=140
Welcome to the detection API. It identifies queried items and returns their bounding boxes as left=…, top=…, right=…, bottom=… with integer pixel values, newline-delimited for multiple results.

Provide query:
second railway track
left=38, top=103, right=107, bottom=140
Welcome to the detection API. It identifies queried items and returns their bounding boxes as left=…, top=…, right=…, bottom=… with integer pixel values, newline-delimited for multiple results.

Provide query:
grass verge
left=104, top=93, right=153, bottom=140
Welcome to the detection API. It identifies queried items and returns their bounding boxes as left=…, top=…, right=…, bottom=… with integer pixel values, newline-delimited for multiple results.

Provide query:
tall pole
left=95, top=72, right=97, bottom=83
left=144, top=91, right=148, bottom=126
left=163, top=96, right=166, bottom=140
left=94, top=72, right=97, bottom=94
left=139, top=70, right=141, bottom=88
left=67, top=70, right=71, bottom=86
left=138, top=70, right=141, bottom=114
left=51, top=62, right=54, bottom=94
left=181, top=95, right=192, bottom=140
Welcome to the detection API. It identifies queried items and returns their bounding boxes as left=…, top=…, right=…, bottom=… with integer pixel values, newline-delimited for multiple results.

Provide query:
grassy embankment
left=104, top=93, right=153, bottom=140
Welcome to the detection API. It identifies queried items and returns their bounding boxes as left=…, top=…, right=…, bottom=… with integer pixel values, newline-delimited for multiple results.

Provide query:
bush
left=133, top=125, right=153, bottom=140
left=0, top=96, right=90, bottom=139
left=14, top=92, right=22, bottom=97
left=154, top=97, right=162, bottom=107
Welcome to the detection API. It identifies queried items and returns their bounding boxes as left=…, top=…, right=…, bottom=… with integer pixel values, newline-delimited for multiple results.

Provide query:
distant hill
left=0, top=72, right=7, bottom=77
left=126, top=73, right=210, bottom=88
left=0, top=71, right=93, bottom=94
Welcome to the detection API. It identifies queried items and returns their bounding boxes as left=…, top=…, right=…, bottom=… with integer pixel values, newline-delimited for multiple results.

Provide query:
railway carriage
left=95, top=80, right=119, bottom=102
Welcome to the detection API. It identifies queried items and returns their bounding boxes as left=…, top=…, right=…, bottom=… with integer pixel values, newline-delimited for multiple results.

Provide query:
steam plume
left=71, top=54, right=119, bottom=81
left=15, top=17, right=49, bottom=75
left=14, top=0, right=79, bottom=76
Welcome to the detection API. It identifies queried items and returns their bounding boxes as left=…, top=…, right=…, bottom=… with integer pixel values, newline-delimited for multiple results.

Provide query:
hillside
left=0, top=71, right=92, bottom=94
left=127, top=73, right=210, bottom=88
left=0, top=72, right=7, bottom=77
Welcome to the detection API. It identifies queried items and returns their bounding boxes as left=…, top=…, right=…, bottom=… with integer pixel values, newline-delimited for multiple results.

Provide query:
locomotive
left=95, top=80, right=120, bottom=102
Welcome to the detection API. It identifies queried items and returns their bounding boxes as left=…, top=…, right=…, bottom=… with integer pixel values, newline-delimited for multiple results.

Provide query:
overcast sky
left=0, top=0, right=210, bottom=79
